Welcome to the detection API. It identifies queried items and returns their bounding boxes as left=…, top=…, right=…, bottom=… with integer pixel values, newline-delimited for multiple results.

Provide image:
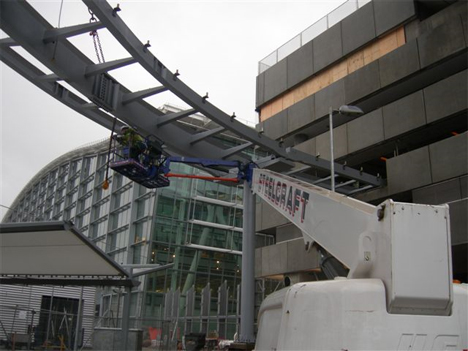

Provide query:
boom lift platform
left=108, top=134, right=248, bottom=188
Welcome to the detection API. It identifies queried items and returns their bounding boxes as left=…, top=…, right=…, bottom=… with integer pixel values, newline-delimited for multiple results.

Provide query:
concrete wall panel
left=462, top=10, right=468, bottom=47
left=316, top=124, right=348, bottom=160
left=264, top=59, right=288, bottom=103
left=374, top=0, right=416, bottom=36
left=255, top=239, right=320, bottom=277
left=429, top=133, right=468, bottom=183
left=256, top=73, right=265, bottom=107
left=344, top=61, right=381, bottom=103
left=424, top=70, right=468, bottom=124
left=287, top=40, right=314, bottom=89
left=417, top=19, right=466, bottom=68
left=313, top=23, right=343, bottom=73
left=260, top=243, right=288, bottom=277
left=286, top=239, right=320, bottom=273
left=379, top=40, right=420, bottom=87
left=387, top=146, right=432, bottom=194
left=342, top=2, right=376, bottom=55
left=449, top=199, right=468, bottom=246
left=255, top=247, right=263, bottom=277
left=257, top=201, right=289, bottom=232
left=315, top=80, right=345, bottom=118
left=383, top=91, right=426, bottom=139
left=287, top=95, right=315, bottom=132
left=263, top=110, right=288, bottom=140
left=294, top=138, right=316, bottom=156
left=276, top=223, right=302, bottom=243
left=461, top=175, right=468, bottom=198
left=412, top=178, right=462, bottom=205
left=348, top=108, right=384, bottom=153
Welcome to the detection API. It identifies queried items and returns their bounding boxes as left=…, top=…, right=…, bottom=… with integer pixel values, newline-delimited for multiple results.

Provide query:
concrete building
left=255, top=0, right=467, bottom=282
left=1, top=106, right=262, bottom=347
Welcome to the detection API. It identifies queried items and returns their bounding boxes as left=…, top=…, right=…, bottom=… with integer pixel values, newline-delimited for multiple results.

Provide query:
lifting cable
left=51, top=0, right=65, bottom=61
left=103, top=118, right=117, bottom=190
left=88, top=8, right=105, bottom=63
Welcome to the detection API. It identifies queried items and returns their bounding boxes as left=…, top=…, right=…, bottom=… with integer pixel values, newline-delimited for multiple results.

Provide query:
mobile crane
left=252, top=168, right=467, bottom=350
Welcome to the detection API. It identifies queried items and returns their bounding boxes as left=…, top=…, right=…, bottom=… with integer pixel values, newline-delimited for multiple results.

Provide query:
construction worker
left=115, top=125, right=147, bottom=161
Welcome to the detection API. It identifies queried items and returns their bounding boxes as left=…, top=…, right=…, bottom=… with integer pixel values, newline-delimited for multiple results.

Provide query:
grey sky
left=1, top=0, right=345, bottom=220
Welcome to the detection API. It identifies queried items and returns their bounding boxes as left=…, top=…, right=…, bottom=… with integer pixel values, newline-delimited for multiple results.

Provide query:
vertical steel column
left=329, top=107, right=335, bottom=192
left=239, top=180, right=255, bottom=343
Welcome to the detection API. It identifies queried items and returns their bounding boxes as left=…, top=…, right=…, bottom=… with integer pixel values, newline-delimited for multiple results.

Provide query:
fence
left=258, top=0, right=372, bottom=73
left=82, top=281, right=240, bottom=350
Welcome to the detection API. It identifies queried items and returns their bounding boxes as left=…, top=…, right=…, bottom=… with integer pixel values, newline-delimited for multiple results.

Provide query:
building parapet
left=258, top=0, right=371, bottom=74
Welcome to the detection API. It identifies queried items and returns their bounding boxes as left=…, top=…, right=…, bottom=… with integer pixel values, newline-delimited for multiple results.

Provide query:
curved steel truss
left=0, top=0, right=383, bottom=194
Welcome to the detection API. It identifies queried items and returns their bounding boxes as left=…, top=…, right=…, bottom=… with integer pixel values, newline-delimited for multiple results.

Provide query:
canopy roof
left=0, top=221, right=136, bottom=287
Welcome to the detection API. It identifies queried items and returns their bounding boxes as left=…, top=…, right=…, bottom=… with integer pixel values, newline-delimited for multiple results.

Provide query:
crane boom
left=251, top=168, right=453, bottom=316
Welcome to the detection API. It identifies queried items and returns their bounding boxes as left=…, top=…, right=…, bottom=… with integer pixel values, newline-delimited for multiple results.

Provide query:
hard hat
left=120, top=125, right=129, bottom=132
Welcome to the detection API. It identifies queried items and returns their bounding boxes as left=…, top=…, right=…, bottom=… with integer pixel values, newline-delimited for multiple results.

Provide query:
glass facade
left=3, top=139, right=251, bottom=341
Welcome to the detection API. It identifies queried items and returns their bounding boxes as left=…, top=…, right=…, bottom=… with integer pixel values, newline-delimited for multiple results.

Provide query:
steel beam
left=0, top=0, right=383, bottom=187
left=156, top=108, right=197, bottom=127
left=84, top=57, right=136, bottom=76
left=0, top=46, right=118, bottom=131
left=84, top=0, right=383, bottom=187
left=122, top=86, right=168, bottom=104
left=43, top=22, right=104, bottom=43
left=0, top=1, right=251, bottom=163
left=190, top=126, right=225, bottom=145
left=35, top=73, right=62, bottom=82
left=220, top=142, right=253, bottom=159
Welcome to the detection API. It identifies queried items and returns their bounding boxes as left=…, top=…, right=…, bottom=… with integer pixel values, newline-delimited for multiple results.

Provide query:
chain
left=89, top=9, right=105, bottom=64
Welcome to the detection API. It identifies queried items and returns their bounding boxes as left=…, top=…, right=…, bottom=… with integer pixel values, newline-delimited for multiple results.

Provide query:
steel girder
left=0, top=0, right=384, bottom=192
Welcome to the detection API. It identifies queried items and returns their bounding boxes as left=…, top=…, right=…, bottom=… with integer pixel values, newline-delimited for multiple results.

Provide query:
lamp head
left=338, top=105, right=364, bottom=117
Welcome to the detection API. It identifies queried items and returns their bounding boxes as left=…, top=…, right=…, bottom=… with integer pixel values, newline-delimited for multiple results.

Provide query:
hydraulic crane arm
left=251, top=168, right=453, bottom=316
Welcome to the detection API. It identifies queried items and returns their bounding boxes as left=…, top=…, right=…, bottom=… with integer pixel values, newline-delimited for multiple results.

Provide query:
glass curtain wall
left=4, top=142, right=245, bottom=341
left=143, top=162, right=243, bottom=340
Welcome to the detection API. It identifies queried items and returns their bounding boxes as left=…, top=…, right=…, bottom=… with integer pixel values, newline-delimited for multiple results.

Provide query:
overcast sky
left=0, top=0, right=346, bottom=220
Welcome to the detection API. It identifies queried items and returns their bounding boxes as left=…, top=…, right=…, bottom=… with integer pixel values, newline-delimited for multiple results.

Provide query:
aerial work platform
left=110, top=158, right=170, bottom=188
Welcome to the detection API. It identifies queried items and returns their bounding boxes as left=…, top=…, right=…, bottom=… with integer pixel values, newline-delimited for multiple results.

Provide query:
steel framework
left=0, top=0, right=385, bottom=345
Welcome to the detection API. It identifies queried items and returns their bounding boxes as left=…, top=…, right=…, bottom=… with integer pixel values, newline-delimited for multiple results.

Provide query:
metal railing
left=258, top=0, right=372, bottom=73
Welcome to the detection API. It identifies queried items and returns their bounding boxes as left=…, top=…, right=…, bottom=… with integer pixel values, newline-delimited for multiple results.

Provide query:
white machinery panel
left=389, top=202, right=453, bottom=314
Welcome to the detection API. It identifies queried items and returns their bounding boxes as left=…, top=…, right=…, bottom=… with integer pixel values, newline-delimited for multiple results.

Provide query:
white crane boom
left=252, top=168, right=453, bottom=316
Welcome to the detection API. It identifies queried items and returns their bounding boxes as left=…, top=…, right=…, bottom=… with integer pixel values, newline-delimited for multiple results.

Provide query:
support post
left=239, top=180, right=256, bottom=343
left=329, top=107, right=335, bottom=192
left=73, top=287, right=84, bottom=351
left=121, top=269, right=133, bottom=351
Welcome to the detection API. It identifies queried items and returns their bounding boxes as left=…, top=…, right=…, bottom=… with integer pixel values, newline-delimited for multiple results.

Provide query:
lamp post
left=329, top=105, right=364, bottom=192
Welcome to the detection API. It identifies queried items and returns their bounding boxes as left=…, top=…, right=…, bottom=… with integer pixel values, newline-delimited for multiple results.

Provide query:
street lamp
left=329, top=105, right=364, bottom=192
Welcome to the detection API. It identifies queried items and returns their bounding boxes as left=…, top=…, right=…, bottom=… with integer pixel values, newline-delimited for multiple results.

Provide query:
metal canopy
left=0, top=0, right=384, bottom=194
left=0, top=221, right=136, bottom=287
